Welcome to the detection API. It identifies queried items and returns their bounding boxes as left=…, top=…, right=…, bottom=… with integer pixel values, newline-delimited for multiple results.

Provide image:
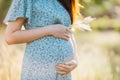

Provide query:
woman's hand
left=48, top=24, right=71, bottom=40
left=55, top=59, right=78, bottom=77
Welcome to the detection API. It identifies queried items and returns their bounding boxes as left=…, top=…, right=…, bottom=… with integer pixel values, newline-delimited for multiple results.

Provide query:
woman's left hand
left=55, top=59, right=78, bottom=77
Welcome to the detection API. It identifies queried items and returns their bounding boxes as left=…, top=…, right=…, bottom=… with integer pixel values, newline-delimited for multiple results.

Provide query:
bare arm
left=5, top=18, right=71, bottom=45
left=55, top=34, right=78, bottom=77
left=5, top=18, right=51, bottom=44
left=70, top=34, right=78, bottom=62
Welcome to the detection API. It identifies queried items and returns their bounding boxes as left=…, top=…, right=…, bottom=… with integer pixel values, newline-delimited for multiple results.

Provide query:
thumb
left=64, top=61, right=73, bottom=66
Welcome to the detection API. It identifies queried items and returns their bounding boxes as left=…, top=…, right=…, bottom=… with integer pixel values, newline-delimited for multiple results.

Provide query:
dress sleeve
left=3, top=0, right=32, bottom=25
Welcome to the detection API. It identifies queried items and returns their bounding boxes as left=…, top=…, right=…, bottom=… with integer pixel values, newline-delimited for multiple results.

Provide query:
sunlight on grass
left=73, top=44, right=113, bottom=80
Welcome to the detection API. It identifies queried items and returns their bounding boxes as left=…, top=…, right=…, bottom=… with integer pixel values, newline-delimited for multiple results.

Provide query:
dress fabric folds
left=4, top=0, right=74, bottom=80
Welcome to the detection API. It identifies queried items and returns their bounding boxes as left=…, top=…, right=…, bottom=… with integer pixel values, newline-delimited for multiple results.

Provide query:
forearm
left=5, top=26, right=51, bottom=44
left=70, top=34, right=78, bottom=62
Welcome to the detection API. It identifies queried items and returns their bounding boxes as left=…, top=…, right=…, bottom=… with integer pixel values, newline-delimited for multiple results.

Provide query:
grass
left=73, top=31, right=120, bottom=80
left=0, top=27, right=120, bottom=80
left=90, top=17, right=120, bottom=32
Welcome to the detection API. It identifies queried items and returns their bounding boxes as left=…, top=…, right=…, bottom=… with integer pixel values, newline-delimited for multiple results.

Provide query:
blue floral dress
left=4, top=0, right=74, bottom=80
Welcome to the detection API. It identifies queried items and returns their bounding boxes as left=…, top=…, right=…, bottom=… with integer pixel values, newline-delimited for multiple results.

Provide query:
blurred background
left=0, top=0, right=120, bottom=80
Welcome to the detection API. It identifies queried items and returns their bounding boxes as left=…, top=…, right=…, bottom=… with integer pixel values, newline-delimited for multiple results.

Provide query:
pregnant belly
left=24, top=36, right=74, bottom=64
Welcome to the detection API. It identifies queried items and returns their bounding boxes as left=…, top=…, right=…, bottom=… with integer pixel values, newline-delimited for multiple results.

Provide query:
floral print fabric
left=4, top=0, right=74, bottom=80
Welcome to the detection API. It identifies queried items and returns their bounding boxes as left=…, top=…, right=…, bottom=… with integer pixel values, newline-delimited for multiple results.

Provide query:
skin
left=56, top=34, right=78, bottom=77
left=5, top=18, right=78, bottom=77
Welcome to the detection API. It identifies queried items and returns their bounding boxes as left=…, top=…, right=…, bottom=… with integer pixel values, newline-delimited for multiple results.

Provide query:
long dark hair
left=58, top=0, right=80, bottom=24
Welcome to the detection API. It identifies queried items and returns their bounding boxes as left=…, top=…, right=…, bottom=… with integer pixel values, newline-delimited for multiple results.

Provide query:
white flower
left=68, top=16, right=95, bottom=33
left=82, top=16, right=95, bottom=24
left=74, top=23, right=92, bottom=31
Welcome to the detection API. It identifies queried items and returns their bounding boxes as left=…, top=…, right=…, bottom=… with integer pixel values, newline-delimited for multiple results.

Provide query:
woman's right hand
left=48, top=24, right=71, bottom=40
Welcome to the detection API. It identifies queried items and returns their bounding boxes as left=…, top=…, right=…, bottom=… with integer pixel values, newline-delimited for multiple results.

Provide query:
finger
left=56, top=70, right=66, bottom=75
left=62, top=36, right=69, bottom=41
left=57, top=35, right=68, bottom=40
left=56, top=66, right=67, bottom=71
left=62, top=73, right=68, bottom=77
left=64, top=28, right=70, bottom=32
left=56, top=69, right=70, bottom=77
left=64, top=61, right=73, bottom=65
left=56, top=64, right=70, bottom=69
left=66, top=29, right=72, bottom=34
left=56, top=64, right=72, bottom=74
left=62, top=74, right=66, bottom=78
left=66, top=28, right=71, bottom=32
left=65, top=62, right=78, bottom=70
left=65, top=60, right=77, bottom=65
left=64, top=34, right=70, bottom=38
left=56, top=69, right=67, bottom=73
left=56, top=66, right=71, bottom=75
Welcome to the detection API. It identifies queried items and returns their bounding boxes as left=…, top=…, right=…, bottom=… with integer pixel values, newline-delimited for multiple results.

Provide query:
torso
left=24, top=0, right=71, bottom=29
left=21, top=1, right=74, bottom=79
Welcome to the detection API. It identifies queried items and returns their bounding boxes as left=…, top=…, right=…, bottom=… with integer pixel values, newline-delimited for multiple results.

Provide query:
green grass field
left=0, top=27, right=120, bottom=80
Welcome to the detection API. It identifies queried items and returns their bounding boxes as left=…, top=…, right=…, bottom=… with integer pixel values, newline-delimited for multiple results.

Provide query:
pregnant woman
left=3, top=0, right=79, bottom=80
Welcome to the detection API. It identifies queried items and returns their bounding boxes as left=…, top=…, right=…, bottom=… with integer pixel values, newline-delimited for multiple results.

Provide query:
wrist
left=48, top=30, right=53, bottom=36
left=45, top=26, right=53, bottom=36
